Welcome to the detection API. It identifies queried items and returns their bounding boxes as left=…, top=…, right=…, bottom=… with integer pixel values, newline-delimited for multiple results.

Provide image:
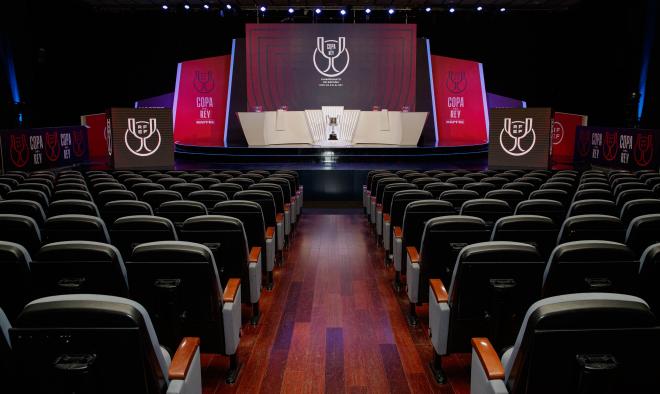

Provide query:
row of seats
left=364, top=168, right=660, bottom=392
left=0, top=168, right=304, bottom=388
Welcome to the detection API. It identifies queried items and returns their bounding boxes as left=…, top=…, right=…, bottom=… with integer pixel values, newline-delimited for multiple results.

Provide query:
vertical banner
left=574, top=126, right=660, bottom=170
left=173, top=55, right=232, bottom=147
left=1, top=126, right=89, bottom=171
left=550, top=112, right=588, bottom=166
left=108, top=108, right=174, bottom=170
left=488, top=108, right=553, bottom=170
left=81, top=113, right=112, bottom=167
left=430, top=55, right=489, bottom=147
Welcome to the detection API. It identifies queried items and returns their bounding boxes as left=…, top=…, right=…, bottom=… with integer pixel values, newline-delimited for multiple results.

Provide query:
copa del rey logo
left=314, top=37, right=350, bottom=78
left=125, top=118, right=161, bottom=157
left=500, top=118, right=536, bottom=156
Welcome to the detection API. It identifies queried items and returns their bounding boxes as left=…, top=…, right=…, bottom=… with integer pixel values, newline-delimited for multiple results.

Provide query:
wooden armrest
left=223, top=278, right=241, bottom=303
left=406, top=246, right=420, bottom=264
left=265, top=226, right=275, bottom=239
left=471, top=338, right=505, bottom=380
left=249, top=246, right=261, bottom=263
left=284, top=203, right=290, bottom=212
left=394, top=226, right=403, bottom=239
left=429, top=278, right=448, bottom=303
left=276, top=213, right=284, bottom=223
left=168, top=337, right=200, bottom=380
left=383, top=213, right=391, bottom=223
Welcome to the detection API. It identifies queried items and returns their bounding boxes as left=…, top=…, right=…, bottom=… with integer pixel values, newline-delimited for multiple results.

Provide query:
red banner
left=430, top=55, right=489, bottom=147
left=173, top=55, right=232, bottom=147
left=81, top=113, right=111, bottom=167
left=551, top=112, right=588, bottom=165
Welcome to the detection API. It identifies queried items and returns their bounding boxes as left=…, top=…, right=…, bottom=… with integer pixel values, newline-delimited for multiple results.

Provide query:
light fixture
left=476, top=6, right=483, bottom=11
left=500, top=7, right=506, bottom=12
left=315, top=8, right=322, bottom=14
left=162, top=4, right=168, bottom=10
left=449, top=7, right=455, bottom=13
left=226, top=4, right=231, bottom=9
left=365, top=8, right=371, bottom=14
left=288, top=7, right=294, bottom=13
left=259, top=5, right=266, bottom=12
left=203, top=4, right=210, bottom=9
left=425, top=7, right=431, bottom=12
left=340, top=9, right=346, bottom=15
left=184, top=3, right=190, bottom=10
left=388, top=8, right=395, bottom=14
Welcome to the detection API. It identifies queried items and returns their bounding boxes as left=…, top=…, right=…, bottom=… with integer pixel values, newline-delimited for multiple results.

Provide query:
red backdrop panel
left=173, top=55, right=231, bottom=147
left=551, top=112, right=588, bottom=165
left=431, top=55, right=489, bottom=147
left=81, top=113, right=111, bottom=167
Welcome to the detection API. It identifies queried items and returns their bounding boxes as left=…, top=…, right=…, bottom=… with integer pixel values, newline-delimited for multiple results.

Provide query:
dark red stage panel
left=245, top=24, right=416, bottom=111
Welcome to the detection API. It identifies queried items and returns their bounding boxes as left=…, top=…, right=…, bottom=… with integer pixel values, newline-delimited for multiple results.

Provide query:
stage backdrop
left=430, top=55, right=489, bottom=147
left=574, top=126, right=659, bottom=170
left=245, top=24, right=416, bottom=111
left=550, top=112, right=588, bottom=166
left=173, top=55, right=232, bottom=147
left=81, top=113, right=112, bottom=167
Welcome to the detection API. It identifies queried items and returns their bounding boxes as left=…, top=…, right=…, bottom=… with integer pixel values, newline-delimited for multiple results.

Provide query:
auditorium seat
left=616, top=188, right=655, bottom=209
left=428, top=241, right=544, bottom=383
left=423, top=182, right=457, bottom=198
left=6, top=190, right=49, bottom=212
left=123, top=177, right=154, bottom=189
left=31, top=241, right=128, bottom=297
left=147, top=173, right=171, bottom=182
left=110, top=215, right=178, bottom=259
left=566, top=199, right=618, bottom=217
left=483, top=189, right=524, bottom=210
left=577, top=181, right=610, bottom=191
left=0, top=183, right=12, bottom=198
left=491, top=215, right=558, bottom=259
left=380, top=183, right=417, bottom=245
left=125, top=242, right=241, bottom=380
left=542, top=240, right=637, bottom=297
left=0, top=241, right=32, bottom=322
left=181, top=215, right=262, bottom=324
left=241, top=173, right=264, bottom=183
left=644, top=176, right=660, bottom=188
left=433, top=172, right=458, bottom=182
left=52, top=189, right=93, bottom=202
left=439, top=189, right=480, bottom=211
left=131, top=182, right=166, bottom=198
left=465, top=172, right=488, bottom=182
left=157, top=177, right=187, bottom=188
left=170, top=182, right=204, bottom=198
left=156, top=200, right=207, bottom=230
left=220, top=170, right=242, bottom=178
left=372, top=176, right=405, bottom=226
left=388, top=189, right=433, bottom=266
left=142, top=190, right=183, bottom=210
left=188, top=190, right=229, bottom=209
left=402, top=172, right=427, bottom=183
left=0, top=177, right=20, bottom=189
left=446, top=176, right=474, bottom=188
left=261, top=178, right=293, bottom=237
left=481, top=176, right=509, bottom=188
left=96, top=189, right=138, bottom=207
left=247, top=185, right=286, bottom=251
left=613, top=181, right=647, bottom=195
left=469, top=293, right=660, bottom=394
left=178, top=173, right=203, bottom=182
left=1, top=173, right=25, bottom=183
left=16, top=182, right=52, bottom=199
left=514, top=199, right=566, bottom=227
left=515, top=176, right=544, bottom=188
left=572, top=188, right=613, bottom=201
left=463, top=182, right=497, bottom=197
left=192, top=177, right=222, bottom=189
left=501, top=181, right=535, bottom=197
left=620, top=198, right=660, bottom=226
left=557, top=214, right=626, bottom=244
left=0, top=200, right=46, bottom=229
left=411, top=177, right=438, bottom=190
left=250, top=170, right=271, bottom=178
left=227, top=177, right=256, bottom=190
left=405, top=215, right=489, bottom=325
left=193, top=170, right=215, bottom=177
left=272, top=173, right=301, bottom=215
left=460, top=199, right=512, bottom=228
left=209, top=173, right=233, bottom=183
left=43, top=214, right=111, bottom=244
left=611, top=178, right=643, bottom=190
left=625, top=214, right=660, bottom=257
left=529, top=189, right=570, bottom=207
left=48, top=199, right=100, bottom=217
left=102, top=200, right=153, bottom=225
left=10, top=294, right=207, bottom=391
left=214, top=200, right=275, bottom=289
left=364, top=172, right=393, bottom=212
left=210, top=182, right=243, bottom=198
left=91, top=181, right=126, bottom=195
left=166, top=170, right=187, bottom=177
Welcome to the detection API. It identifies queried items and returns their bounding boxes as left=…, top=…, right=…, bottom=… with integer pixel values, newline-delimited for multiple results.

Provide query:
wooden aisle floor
left=203, top=209, right=471, bottom=394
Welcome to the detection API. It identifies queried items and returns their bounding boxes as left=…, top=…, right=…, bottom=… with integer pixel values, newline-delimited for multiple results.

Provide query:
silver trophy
left=326, top=115, right=339, bottom=141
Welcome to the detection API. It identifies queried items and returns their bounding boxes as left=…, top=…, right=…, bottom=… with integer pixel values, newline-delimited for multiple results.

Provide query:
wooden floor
left=202, top=209, right=471, bottom=394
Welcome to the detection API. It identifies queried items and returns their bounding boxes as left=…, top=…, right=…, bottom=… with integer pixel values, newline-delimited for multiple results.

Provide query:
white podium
left=237, top=107, right=427, bottom=147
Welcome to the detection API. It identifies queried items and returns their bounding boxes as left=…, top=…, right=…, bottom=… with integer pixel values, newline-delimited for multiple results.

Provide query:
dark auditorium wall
left=0, top=0, right=658, bottom=130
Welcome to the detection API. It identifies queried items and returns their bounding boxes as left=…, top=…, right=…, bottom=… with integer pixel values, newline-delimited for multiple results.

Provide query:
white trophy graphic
left=314, top=37, right=350, bottom=78
left=124, top=118, right=161, bottom=157
left=499, top=118, right=536, bottom=156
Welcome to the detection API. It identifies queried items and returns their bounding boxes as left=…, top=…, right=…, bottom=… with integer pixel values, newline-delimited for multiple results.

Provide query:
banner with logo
left=81, top=113, right=112, bottom=167
left=1, top=126, right=89, bottom=171
left=173, top=55, right=231, bottom=147
left=430, top=55, right=489, bottom=147
left=488, top=108, right=552, bottom=170
left=107, top=108, right=174, bottom=170
left=574, top=126, right=660, bottom=170
left=550, top=112, right=588, bottom=165
left=245, top=24, right=416, bottom=111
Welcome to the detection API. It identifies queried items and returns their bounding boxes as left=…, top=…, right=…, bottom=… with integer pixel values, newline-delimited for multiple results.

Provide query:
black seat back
left=156, top=200, right=207, bottom=229
left=169, top=183, right=204, bottom=198
left=515, top=199, right=566, bottom=227
left=439, top=190, right=480, bottom=211
left=557, top=214, right=626, bottom=244
left=567, top=199, right=618, bottom=217
left=460, top=199, right=512, bottom=228
left=491, top=215, right=558, bottom=260
left=142, top=190, right=183, bottom=210
left=209, top=182, right=243, bottom=199
left=0, top=199, right=46, bottom=228
left=0, top=241, right=32, bottom=322
left=102, top=200, right=153, bottom=225
left=44, top=214, right=110, bottom=244
left=233, top=190, right=278, bottom=228
left=187, top=190, right=229, bottom=209
left=423, top=182, right=457, bottom=199
left=110, top=215, right=178, bottom=259
left=48, top=199, right=100, bottom=218
left=213, top=200, right=267, bottom=254
left=625, top=214, right=660, bottom=257
left=620, top=199, right=660, bottom=226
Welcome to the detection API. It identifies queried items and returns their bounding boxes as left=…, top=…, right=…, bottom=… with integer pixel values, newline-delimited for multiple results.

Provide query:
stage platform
left=175, top=143, right=488, bottom=203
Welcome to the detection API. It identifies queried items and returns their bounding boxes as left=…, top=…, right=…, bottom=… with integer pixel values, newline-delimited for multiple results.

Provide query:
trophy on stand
left=326, top=115, right=339, bottom=140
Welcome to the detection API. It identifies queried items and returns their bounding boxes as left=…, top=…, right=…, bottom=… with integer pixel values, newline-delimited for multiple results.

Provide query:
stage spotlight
left=288, top=7, right=294, bottom=13
left=226, top=4, right=231, bottom=9
left=162, top=4, right=168, bottom=10
left=476, top=6, right=483, bottom=11
left=203, top=4, right=209, bottom=9
left=184, top=4, right=190, bottom=10
left=500, top=7, right=506, bottom=12
left=425, top=7, right=431, bottom=12
left=388, top=8, right=395, bottom=14
left=260, top=5, right=266, bottom=12
left=315, top=8, right=322, bottom=14
left=365, top=8, right=371, bottom=14
left=340, top=9, right=346, bottom=15
left=449, top=7, right=455, bottom=13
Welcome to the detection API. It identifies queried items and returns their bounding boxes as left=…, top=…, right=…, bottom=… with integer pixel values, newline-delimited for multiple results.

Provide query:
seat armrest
left=249, top=246, right=261, bottom=264
left=471, top=338, right=505, bottom=380
left=383, top=213, right=391, bottom=223
left=265, top=226, right=275, bottom=240
left=168, top=337, right=201, bottom=380
left=429, top=278, right=448, bottom=303
left=223, top=278, right=241, bottom=303
left=406, top=246, right=420, bottom=264
left=394, top=226, right=403, bottom=239
left=276, top=213, right=284, bottom=223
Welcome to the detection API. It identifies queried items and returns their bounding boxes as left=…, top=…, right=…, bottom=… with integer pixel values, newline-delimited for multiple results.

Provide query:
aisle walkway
left=205, top=209, right=470, bottom=394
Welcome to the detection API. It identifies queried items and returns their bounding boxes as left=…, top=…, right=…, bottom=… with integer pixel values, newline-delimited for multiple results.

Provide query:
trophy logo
left=44, top=131, right=61, bottom=162
left=313, top=37, right=350, bottom=78
left=578, top=130, right=591, bottom=158
left=193, top=71, right=215, bottom=94
left=499, top=118, right=536, bottom=156
left=446, top=71, right=467, bottom=94
left=104, top=117, right=113, bottom=156
left=634, top=133, right=653, bottom=167
left=124, top=118, right=161, bottom=157
left=9, top=134, right=30, bottom=168
left=603, top=131, right=618, bottom=162
left=551, top=121, right=564, bottom=145
left=73, top=130, right=86, bottom=158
